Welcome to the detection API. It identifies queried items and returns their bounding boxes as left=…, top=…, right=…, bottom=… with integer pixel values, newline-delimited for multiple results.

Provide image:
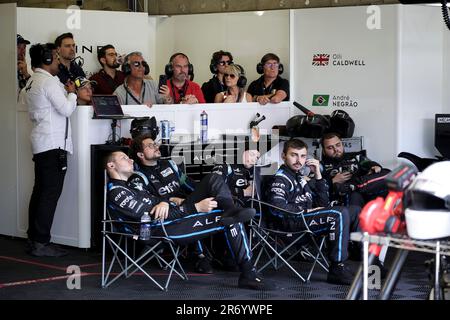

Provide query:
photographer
left=24, top=43, right=77, bottom=257
left=320, top=132, right=390, bottom=207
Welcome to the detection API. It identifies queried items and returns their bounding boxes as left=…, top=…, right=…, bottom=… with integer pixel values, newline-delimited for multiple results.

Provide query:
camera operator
left=55, top=32, right=86, bottom=85
left=24, top=43, right=77, bottom=257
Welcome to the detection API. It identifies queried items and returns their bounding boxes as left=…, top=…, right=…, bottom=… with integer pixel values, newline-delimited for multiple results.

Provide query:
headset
left=41, top=44, right=54, bottom=65
left=165, top=52, right=194, bottom=78
left=256, top=53, right=284, bottom=75
left=235, top=64, right=247, bottom=89
left=121, top=52, right=150, bottom=76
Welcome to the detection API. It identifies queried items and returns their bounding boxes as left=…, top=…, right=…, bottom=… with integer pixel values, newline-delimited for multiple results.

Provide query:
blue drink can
left=160, top=120, right=170, bottom=144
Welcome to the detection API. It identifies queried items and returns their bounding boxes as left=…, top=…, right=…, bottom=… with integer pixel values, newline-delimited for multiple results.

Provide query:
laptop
left=91, top=95, right=131, bottom=119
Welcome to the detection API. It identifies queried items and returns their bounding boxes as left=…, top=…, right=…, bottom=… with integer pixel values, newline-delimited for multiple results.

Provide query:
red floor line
left=0, top=256, right=67, bottom=271
left=78, top=263, right=103, bottom=268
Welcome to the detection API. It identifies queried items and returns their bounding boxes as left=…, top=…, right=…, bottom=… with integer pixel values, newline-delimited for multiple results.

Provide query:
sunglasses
left=224, top=73, right=237, bottom=79
left=264, top=62, right=279, bottom=69
left=131, top=61, right=146, bottom=68
left=218, top=60, right=232, bottom=66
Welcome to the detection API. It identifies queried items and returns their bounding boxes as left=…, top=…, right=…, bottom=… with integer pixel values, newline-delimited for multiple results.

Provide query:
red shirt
left=167, top=79, right=205, bottom=104
left=89, top=70, right=126, bottom=95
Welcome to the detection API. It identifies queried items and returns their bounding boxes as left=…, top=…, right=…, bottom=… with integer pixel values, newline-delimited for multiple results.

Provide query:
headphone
left=165, top=52, right=194, bottom=78
left=256, top=56, right=284, bottom=75
left=121, top=52, right=150, bottom=76
left=41, top=44, right=54, bottom=65
left=235, top=64, right=247, bottom=89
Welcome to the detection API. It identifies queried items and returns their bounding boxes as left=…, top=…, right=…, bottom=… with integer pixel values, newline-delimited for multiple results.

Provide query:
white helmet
left=404, top=161, right=450, bottom=240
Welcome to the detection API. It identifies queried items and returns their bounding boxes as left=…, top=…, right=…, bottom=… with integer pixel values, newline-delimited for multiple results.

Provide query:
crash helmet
left=404, top=161, right=450, bottom=239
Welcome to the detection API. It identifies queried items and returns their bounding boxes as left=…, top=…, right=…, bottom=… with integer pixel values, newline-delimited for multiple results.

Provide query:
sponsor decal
left=437, top=117, right=450, bottom=123
left=161, top=167, right=174, bottom=178
left=158, top=181, right=180, bottom=195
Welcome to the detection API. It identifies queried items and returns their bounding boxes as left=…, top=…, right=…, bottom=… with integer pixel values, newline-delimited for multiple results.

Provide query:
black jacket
left=135, top=160, right=197, bottom=212
left=321, top=151, right=381, bottom=198
left=201, top=76, right=226, bottom=103
left=57, top=61, right=86, bottom=84
left=212, top=163, right=253, bottom=201
left=265, top=164, right=329, bottom=214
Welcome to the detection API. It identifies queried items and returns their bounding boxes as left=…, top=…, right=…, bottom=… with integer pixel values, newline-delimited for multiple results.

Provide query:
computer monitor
left=91, top=95, right=125, bottom=119
left=435, top=114, right=450, bottom=158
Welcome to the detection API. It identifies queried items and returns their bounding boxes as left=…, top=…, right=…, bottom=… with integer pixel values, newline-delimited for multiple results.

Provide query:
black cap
left=17, top=34, right=30, bottom=45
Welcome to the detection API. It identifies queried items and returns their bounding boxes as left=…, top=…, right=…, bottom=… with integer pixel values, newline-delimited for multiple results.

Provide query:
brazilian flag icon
left=312, top=94, right=330, bottom=106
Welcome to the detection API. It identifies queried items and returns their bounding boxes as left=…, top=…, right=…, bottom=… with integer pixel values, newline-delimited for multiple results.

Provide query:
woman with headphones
left=248, top=53, right=289, bottom=105
left=214, top=64, right=252, bottom=103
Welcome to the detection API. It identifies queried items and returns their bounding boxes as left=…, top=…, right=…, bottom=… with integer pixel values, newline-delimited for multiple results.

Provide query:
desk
left=350, top=232, right=450, bottom=300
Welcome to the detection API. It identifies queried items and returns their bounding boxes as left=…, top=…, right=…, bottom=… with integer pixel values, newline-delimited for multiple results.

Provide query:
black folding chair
left=101, top=172, right=187, bottom=291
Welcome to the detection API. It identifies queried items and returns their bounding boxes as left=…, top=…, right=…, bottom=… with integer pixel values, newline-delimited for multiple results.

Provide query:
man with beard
left=129, top=135, right=255, bottom=275
left=160, top=53, right=205, bottom=104
left=265, top=139, right=361, bottom=285
left=320, top=132, right=390, bottom=207
left=54, top=33, right=86, bottom=85
left=90, top=45, right=125, bottom=94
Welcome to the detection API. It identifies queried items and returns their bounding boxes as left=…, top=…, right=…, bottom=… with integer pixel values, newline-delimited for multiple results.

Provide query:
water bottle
left=200, top=110, right=208, bottom=144
left=139, top=212, right=151, bottom=241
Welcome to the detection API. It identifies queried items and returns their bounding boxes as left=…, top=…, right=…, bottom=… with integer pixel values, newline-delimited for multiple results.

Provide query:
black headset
left=256, top=55, right=284, bottom=75
left=121, top=52, right=150, bottom=76
left=41, top=44, right=54, bottom=65
left=235, top=64, right=247, bottom=89
left=165, top=52, right=194, bottom=78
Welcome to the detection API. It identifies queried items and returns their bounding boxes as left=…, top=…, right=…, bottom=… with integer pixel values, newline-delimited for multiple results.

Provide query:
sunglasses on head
left=224, top=73, right=237, bottom=79
left=218, top=60, right=232, bottom=66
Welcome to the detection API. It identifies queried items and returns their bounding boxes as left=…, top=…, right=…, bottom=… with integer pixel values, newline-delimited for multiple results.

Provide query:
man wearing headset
left=201, top=50, right=233, bottom=103
left=24, top=43, right=77, bottom=257
left=248, top=53, right=289, bottom=105
left=159, top=53, right=205, bottom=104
left=113, top=52, right=170, bottom=107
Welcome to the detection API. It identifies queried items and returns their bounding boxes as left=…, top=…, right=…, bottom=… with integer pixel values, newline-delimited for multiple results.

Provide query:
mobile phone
left=158, top=74, right=167, bottom=89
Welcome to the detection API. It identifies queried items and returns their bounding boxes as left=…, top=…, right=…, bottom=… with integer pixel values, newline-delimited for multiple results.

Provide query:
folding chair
left=248, top=164, right=329, bottom=282
left=101, top=172, right=187, bottom=291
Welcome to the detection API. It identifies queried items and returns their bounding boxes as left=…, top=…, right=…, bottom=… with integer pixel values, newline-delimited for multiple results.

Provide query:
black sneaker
left=29, top=242, right=68, bottom=257
left=195, top=256, right=214, bottom=274
left=220, top=208, right=256, bottom=226
left=238, top=270, right=276, bottom=290
left=327, top=262, right=355, bottom=285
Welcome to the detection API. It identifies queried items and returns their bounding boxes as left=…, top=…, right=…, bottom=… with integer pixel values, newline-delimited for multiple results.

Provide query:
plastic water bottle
left=200, top=110, right=208, bottom=144
left=139, top=212, right=151, bottom=241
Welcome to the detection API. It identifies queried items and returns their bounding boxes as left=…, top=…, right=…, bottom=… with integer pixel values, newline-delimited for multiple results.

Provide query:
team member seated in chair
left=265, top=139, right=360, bottom=285
left=212, top=148, right=260, bottom=205
left=105, top=150, right=273, bottom=290
left=214, top=64, right=252, bottom=103
left=320, top=132, right=390, bottom=207
left=130, top=135, right=248, bottom=274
